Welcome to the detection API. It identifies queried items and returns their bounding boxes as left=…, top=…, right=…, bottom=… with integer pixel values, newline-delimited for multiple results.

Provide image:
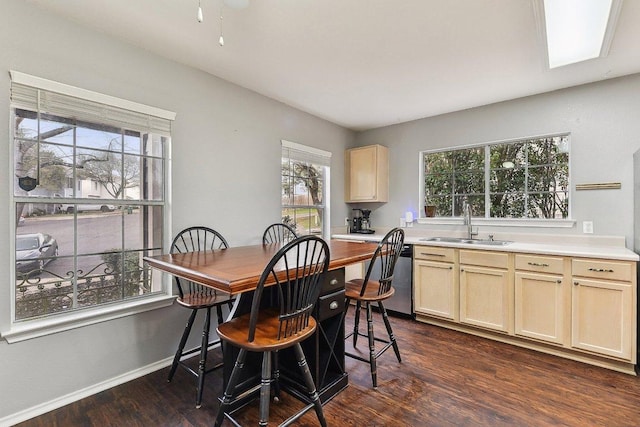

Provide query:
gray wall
left=354, top=75, right=640, bottom=247
left=3, top=0, right=640, bottom=422
left=0, top=0, right=354, bottom=421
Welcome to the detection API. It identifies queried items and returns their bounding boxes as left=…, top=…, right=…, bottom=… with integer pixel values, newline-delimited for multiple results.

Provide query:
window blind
left=10, top=71, right=175, bottom=136
left=281, top=140, right=332, bottom=167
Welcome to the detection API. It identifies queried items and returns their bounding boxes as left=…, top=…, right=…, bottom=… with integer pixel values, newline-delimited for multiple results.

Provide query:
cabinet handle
left=329, top=301, right=339, bottom=310
left=460, top=268, right=464, bottom=272
left=573, top=281, right=579, bottom=286
left=557, top=279, right=562, bottom=284
left=528, top=262, right=549, bottom=267
left=330, top=278, right=339, bottom=285
left=421, top=253, right=445, bottom=257
left=588, top=268, right=614, bottom=273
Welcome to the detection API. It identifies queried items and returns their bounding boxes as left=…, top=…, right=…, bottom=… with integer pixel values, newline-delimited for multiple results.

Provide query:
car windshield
left=16, top=236, right=40, bottom=251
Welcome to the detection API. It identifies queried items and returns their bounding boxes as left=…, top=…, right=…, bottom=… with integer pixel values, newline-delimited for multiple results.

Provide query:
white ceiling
left=24, top=0, right=640, bottom=131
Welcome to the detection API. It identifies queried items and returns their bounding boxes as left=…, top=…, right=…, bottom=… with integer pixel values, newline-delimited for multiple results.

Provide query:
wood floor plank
left=14, top=311, right=640, bottom=426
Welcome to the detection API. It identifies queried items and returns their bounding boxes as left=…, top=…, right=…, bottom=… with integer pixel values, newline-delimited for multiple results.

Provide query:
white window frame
left=418, top=133, right=574, bottom=228
left=281, top=140, right=331, bottom=239
left=2, top=72, right=176, bottom=343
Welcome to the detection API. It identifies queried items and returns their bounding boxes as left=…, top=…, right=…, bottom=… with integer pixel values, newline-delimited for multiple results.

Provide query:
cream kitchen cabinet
left=344, top=144, right=389, bottom=202
left=413, top=246, right=457, bottom=321
left=412, top=243, right=637, bottom=374
left=514, top=254, right=568, bottom=346
left=459, top=250, right=512, bottom=333
left=571, top=258, right=636, bottom=361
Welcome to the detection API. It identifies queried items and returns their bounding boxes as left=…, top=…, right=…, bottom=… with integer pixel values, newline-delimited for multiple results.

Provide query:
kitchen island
left=145, top=239, right=382, bottom=404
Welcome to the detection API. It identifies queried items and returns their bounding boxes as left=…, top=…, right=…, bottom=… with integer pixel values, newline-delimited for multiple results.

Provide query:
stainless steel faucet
left=463, top=200, right=478, bottom=240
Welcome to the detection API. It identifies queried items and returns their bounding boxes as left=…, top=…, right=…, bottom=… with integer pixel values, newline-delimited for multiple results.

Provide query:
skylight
left=542, top=0, right=619, bottom=69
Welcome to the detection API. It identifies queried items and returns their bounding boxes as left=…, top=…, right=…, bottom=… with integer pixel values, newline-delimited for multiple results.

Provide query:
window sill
left=1, top=294, right=176, bottom=343
left=417, top=217, right=576, bottom=228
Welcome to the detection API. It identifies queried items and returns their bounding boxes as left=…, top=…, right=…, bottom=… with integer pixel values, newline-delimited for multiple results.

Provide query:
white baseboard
left=0, top=356, right=174, bottom=427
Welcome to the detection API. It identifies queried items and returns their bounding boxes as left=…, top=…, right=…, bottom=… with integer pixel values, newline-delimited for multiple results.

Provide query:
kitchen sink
left=419, top=236, right=512, bottom=246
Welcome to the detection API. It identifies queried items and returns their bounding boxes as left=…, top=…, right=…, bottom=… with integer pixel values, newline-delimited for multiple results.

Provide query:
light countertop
left=331, top=233, right=640, bottom=262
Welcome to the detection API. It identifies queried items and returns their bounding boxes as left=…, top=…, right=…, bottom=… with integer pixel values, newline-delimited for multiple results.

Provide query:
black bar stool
left=167, top=226, right=235, bottom=408
left=344, top=228, right=405, bottom=388
left=214, top=235, right=329, bottom=427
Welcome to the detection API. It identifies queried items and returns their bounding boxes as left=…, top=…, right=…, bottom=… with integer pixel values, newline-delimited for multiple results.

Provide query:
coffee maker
left=350, top=209, right=375, bottom=234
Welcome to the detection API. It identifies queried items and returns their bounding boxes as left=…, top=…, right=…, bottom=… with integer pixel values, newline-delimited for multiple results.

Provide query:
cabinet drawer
left=322, top=269, right=345, bottom=295
left=515, top=254, right=564, bottom=275
left=317, top=290, right=345, bottom=321
left=572, top=259, right=633, bottom=282
left=414, top=246, right=455, bottom=262
left=460, top=250, right=508, bottom=269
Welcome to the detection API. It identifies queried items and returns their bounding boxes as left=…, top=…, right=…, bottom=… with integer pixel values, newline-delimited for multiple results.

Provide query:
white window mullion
left=484, top=146, right=490, bottom=218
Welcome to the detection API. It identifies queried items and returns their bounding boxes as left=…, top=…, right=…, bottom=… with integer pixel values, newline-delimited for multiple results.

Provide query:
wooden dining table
left=144, top=238, right=380, bottom=295
left=143, top=238, right=381, bottom=405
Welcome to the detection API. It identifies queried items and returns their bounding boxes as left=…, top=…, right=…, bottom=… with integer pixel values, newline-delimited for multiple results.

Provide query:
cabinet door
left=460, top=265, right=510, bottom=332
left=515, top=271, right=565, bottom=345
left=348, top=146, right=377, bottom=201
left=414, top=260, right=457, bottom=320
left=571, top=278, right=633, bottom=360
left=345, top=145, right=388, bottom=202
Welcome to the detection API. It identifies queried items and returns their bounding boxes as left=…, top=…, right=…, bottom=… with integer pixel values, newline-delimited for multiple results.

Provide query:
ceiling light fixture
left=197, top=0, right=249, bottom=47
left=219, top=3, right=225, bottom=46
left=537, top=0, right=622, bottom=69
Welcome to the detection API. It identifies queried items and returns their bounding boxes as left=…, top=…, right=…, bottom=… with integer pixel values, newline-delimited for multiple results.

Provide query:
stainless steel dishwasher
left=365, top=243, right=413, bottom=318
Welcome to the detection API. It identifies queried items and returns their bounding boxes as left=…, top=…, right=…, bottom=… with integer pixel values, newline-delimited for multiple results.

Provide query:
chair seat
left=177, top=292, right=234, bottom=310
left=217, top=307, right=317, bottom=352
left=345, top=279, right=395, bottom=302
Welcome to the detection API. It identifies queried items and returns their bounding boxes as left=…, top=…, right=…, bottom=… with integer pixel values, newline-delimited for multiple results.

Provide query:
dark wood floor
left=16, top=311, right=640, bottom=426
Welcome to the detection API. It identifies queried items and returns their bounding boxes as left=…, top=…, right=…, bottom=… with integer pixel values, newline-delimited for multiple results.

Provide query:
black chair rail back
left=262, top=222, right=298, bottom=245
left=248, top=235, right=329, bottom=342
left=170, top=226, right=229, bottom=299
left=361, top=228, right=405, bottom=297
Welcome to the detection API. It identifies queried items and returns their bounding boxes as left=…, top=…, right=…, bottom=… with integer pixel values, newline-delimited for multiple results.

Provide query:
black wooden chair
left=167, top=226, right=235, bottom=408
left=262, top=222, right=298, bottom=244
left=214, top=235, right=329, bottom=427
left=262, top=222, right=299, bottom=399
left=344, top=227, right=405, bottom=388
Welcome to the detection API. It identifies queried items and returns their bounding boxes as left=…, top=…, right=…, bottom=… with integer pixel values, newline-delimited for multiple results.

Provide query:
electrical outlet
left=583, top=221, right=594, bottom=234
left=345, top=217, right=350, bottom=226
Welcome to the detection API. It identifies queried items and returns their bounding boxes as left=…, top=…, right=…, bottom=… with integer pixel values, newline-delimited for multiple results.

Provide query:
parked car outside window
left=60, top=204, right=116, bottom=213
left=16, top=233, right=59, bottom=273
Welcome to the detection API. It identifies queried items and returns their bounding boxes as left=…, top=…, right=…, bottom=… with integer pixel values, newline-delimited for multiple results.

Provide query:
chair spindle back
left=170, top=226, right=229, bottom=298
left=249, top=235, right=329, bottom=342
left=262, top=223, right=298, bottom=245
left=361, top=228, right=405, bottom=297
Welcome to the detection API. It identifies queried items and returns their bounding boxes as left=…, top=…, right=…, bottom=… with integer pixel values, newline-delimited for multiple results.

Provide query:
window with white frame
left=422, top=134, right=570, bottom=220
left=11, top=72, right=174, bottom=322
left=281, top=140, right=331, bottom=238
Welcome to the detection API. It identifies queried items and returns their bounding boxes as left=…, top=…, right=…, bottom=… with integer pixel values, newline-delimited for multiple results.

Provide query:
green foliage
left=101, top=251, right=142, bottom=297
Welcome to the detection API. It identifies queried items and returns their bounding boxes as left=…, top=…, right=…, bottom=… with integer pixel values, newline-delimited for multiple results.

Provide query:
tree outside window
left=423, top=135, right=569, bottom=219
left=281, top=141, right=331, bottom=238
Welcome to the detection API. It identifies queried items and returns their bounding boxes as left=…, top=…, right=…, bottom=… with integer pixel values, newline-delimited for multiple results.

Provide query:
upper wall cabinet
left=345, top=144, right=389, bottom=202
